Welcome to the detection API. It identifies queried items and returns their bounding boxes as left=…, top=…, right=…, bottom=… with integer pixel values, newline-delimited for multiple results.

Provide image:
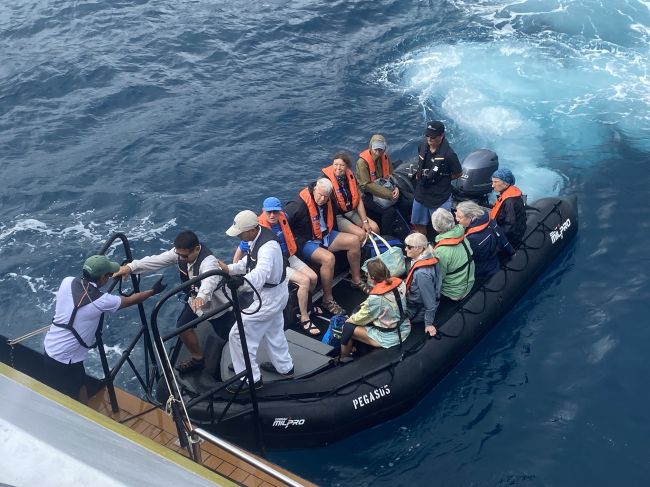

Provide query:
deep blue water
left=1, top=0, right=649, bottom=485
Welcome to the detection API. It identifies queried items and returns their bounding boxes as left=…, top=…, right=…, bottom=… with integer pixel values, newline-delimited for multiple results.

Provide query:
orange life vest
left=359, top=149, right=391, bottom=182
left=298, top=187, right=334, bottom=240
left=489, top=185, right=523, bottom=220
left=258, top=211, right=297, bottom=257
left=464, top=220, right=490, bottom=237
left=321, top=165, right=360, bottom=212
left=405, top=257, right=439, bottom=290
left=434, top=235, right=473, bottom=277
left=433, top=235, right=465, bottom=248
left=369, top=278, right=403, bottom=295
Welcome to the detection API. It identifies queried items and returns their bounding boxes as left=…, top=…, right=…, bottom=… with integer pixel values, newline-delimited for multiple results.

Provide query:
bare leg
left=290, top=271, right=312, bottom=323
left=308, top=247, right=336, bottom=302
left=340, top=326, right=381, bottom=358
left=329, top=232, right=362, bottom=283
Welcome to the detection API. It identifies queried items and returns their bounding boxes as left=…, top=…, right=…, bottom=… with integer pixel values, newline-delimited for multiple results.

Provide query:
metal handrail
left=148, top=269, right=266, bottom=456
left=193, top=428, right=305, bottom=487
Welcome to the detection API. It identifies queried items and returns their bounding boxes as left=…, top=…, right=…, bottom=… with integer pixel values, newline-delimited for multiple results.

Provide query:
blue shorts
left=302, top=230, right=340, bottom=259
left=411, top=196, right=452, bottom=225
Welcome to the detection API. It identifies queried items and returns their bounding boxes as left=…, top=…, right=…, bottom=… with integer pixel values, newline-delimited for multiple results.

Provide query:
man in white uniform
left=44, top=254, right=165, bottom=400
left=113, top=230, right=229, bottom=374
left=220, top=210, right=294, bottom=392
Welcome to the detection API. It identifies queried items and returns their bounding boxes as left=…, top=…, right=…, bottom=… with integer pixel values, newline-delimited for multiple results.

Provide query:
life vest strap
left=50, top=277, right=104, bottom=349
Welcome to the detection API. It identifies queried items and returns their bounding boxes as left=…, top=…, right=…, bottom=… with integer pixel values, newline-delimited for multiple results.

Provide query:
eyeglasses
left=405, top=245, right=416, bottom=250
left=175, top=248, right=195, bottom=259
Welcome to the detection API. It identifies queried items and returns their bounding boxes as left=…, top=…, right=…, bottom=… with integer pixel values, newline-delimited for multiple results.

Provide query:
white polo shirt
left=44, top=277, right=122, bottom=364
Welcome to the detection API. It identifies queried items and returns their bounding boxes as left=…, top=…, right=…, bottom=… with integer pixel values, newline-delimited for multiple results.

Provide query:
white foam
left=379, top=0, right=650, bottom=197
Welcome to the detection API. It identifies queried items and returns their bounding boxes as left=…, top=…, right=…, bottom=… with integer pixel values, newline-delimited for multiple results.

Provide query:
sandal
left=322, top=299, right=346, bottom=315
left=350, top=279, right=372, bottom=294
left=301, top=319, right=321, bottom=336
left=175, top=357, right=205, bottom=375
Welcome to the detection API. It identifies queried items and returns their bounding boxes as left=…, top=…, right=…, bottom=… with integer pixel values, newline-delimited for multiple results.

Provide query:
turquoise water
left=1, top=1, right=649, bottom=484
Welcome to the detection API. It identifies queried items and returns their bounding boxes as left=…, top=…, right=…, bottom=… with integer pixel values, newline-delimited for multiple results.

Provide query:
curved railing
left=147, top=269, right=266, bottom=455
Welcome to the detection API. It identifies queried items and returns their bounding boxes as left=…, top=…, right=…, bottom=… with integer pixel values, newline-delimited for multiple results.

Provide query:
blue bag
left=321, top=314, right=347, bottom=349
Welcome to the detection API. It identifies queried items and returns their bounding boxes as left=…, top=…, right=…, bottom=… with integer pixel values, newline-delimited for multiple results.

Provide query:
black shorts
left=43, top=352, right=86, bottom=399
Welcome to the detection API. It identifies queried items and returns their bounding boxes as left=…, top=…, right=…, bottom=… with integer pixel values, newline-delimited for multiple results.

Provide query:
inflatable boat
left=153, top=150, right=578, bottom=449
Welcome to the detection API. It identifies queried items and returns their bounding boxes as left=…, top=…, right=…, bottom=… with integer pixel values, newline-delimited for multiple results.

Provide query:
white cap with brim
left=226, top=210, right=259, bottom=237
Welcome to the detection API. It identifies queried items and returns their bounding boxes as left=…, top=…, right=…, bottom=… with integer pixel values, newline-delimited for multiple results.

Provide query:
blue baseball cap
left=262, top=197, right=282, bottom=212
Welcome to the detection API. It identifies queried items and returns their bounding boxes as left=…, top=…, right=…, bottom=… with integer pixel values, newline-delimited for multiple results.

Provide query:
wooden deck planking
left=88, top=386, right=313, bottom=487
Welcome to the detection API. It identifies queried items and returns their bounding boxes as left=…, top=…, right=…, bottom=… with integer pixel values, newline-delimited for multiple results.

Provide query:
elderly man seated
left=404, top=232, right=442, bottom=337
left=285, top=177, right=370, bottom=315
left=490, top=168, right=526, bottom=248
left=431, top=208, right=475, bottom=301
left=455, top=200, right=515, bottom=279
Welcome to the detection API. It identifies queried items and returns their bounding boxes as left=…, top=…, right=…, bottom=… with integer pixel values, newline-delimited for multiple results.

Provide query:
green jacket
left=433, top=224, right=475, bottom=299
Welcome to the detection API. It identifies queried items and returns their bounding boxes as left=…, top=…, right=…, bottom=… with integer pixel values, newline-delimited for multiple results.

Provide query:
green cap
left=83, top=255, right=120, bottom=279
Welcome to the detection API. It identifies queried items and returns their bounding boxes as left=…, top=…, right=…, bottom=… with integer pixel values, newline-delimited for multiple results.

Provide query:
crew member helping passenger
left=490, top=168, right=526, bottom=248
left=340, top=260, right=411, bottom=359
left=44, top=255, right=165, bottom=400
left=113, top=231, right=226, bottom=374
left=221, top=210, right=294, bottom=392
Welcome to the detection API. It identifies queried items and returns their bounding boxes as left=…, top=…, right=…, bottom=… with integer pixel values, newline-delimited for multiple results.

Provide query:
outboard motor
left=452, top=149, right=499, bottom=206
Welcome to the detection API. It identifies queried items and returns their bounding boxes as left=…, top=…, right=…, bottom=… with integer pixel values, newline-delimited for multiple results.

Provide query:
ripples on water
left=1, top=0, right=650, bottom=484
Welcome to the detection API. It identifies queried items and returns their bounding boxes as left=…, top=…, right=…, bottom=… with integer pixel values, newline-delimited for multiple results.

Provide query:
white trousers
left=228, top=292, right=293, bottom=382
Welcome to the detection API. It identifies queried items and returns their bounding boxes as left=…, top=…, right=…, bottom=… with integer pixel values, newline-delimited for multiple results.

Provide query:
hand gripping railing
left=7, top=232, right=160, bottom=414
left=95, top=233, right=161, bottom=412
left=148, top=269, right=267, bottom=457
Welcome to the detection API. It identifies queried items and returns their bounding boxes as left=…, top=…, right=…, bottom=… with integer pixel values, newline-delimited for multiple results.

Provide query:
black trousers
left=43, top=352, right=86, bottom=399
left=362, top=193, right=396, bottom=235
left=177, top=303, right=235, bottom=340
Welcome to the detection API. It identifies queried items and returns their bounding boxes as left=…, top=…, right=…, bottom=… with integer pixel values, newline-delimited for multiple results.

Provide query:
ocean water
left=1, top=0, right=649, bottom=485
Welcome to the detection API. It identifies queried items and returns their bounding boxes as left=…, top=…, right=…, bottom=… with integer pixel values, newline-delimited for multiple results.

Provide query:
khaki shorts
left=286, top=254, right=308, bottom=280
left=336, top=210, right=362, bottom=233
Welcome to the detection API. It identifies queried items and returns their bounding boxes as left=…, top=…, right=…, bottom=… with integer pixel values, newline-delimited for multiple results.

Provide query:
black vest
left=178, top=244, right=214, bottom=295
left=245, top=227, right=287, bottom=288
left=51, top=277, right=105, bottom=349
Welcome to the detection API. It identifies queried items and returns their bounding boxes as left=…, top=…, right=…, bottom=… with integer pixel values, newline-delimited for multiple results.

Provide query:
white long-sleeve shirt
left=127, top=247, right=227, bottom=310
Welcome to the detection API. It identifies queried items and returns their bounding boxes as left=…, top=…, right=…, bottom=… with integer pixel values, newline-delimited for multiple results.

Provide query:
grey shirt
left=406, top=253, right=442, bottom=326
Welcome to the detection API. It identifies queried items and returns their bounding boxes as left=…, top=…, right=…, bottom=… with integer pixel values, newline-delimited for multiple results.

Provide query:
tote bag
left=362, top=232, right=406, bottom=277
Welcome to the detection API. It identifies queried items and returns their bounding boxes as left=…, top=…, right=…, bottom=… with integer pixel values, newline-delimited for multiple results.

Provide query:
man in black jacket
left=285, top=177, right=370, bottom=315
left=411, top=121, right=463, bottom=235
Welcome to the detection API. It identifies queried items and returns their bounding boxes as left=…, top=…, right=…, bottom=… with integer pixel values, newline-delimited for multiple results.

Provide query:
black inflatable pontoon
left=156, top=152, right=578, bottom=449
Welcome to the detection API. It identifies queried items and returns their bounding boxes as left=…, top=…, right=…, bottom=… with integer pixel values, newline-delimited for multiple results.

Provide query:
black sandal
left=175, top=357, right=205, bottom=375
left=301, top=320, right=321, bottom=336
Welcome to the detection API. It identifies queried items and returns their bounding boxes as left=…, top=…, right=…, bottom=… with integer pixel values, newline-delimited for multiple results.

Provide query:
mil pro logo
left=272, top=418, right=306, bottom=429
left=550, top=218, right=571, bottom=244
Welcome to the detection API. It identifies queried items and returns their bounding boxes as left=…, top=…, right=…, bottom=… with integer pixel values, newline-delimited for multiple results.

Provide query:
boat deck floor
left=88, top=386, right=313, bottom=487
